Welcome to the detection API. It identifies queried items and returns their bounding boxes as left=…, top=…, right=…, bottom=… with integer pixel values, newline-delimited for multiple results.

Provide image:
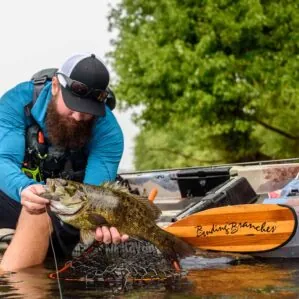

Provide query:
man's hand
left=21, top=184, right=49, bottom=214
left=95, top=226, right=129, bottom=245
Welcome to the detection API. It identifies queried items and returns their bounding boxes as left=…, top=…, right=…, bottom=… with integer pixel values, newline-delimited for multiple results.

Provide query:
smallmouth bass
left=43, top=178, right=195, bottom=260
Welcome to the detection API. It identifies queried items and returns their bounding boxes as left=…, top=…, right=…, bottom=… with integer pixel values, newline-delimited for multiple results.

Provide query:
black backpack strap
left=25, top=68, right=58, bottom=117
left=105, top=87, right=116, bottom=111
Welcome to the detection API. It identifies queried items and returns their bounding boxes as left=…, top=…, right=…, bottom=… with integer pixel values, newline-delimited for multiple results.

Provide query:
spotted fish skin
left=43, top=178, right=194, bottom=260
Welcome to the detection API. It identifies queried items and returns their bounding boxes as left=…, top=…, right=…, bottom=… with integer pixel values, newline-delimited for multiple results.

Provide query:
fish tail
left=155, top=229, right=195, bottom=261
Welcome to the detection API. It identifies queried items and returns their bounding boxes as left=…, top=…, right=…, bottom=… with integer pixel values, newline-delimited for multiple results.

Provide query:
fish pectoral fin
left=80, top=229, right=95, bottom=246
left=88, top=214, right=108, bottom=226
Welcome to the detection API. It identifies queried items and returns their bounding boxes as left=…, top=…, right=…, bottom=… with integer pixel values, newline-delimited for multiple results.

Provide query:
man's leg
left=0, top=208, right=52, bottom=271
left=0, top=191, right=21, bottom=229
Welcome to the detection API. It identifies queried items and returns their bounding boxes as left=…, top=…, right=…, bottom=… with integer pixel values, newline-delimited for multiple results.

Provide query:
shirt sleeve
left=83, top=108, right=124, bottom=186
left=0, top=84, right=37, bottom=202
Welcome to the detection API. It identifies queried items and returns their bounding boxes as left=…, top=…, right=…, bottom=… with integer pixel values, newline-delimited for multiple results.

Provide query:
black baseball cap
left=57, top=53, right=110, bottom=116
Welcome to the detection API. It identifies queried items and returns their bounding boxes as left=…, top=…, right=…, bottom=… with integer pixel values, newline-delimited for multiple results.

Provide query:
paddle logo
left=196, top=222, right=277, bottom=237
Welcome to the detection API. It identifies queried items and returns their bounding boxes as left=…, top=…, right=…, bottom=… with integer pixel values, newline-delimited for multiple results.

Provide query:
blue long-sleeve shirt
left=0, top=81, right=124, bottom=202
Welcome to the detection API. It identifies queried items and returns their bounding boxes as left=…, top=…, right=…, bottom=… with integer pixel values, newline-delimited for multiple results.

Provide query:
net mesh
left=49, top=239, right=184, bottom=286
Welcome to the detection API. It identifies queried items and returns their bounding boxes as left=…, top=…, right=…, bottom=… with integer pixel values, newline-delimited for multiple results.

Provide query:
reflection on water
left=0, top=266, right=54, bottom=299
left=188, top=263, right=297, bottom=298
left=1, top=253, right=299, bottom=298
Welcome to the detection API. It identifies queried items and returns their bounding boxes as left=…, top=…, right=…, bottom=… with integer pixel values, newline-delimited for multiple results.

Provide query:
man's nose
left=71, top=112, right=85, bottom=121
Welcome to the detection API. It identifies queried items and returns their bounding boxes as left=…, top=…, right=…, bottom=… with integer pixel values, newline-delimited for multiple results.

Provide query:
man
left=0, top=53, right=127, bottom=271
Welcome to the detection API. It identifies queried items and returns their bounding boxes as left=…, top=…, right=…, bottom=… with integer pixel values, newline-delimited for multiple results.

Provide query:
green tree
left=108, top=0, right=299, bottom=170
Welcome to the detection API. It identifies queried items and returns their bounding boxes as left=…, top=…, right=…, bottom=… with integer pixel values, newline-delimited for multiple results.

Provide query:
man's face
left=46, top=80, right=96, bottom=149
left=54, top=88, right=94, bottom=122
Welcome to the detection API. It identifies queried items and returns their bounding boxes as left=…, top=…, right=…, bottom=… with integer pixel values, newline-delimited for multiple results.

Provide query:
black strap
left=25, top=82, right=45, bottom=117
left=25, top=68, right=58, bottom=117
left=106, top=87, right=116, bottom=111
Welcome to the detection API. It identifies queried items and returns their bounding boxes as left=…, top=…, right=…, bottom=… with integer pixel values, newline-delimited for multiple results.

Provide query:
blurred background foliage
left=108, top=0, right=299, bottom=170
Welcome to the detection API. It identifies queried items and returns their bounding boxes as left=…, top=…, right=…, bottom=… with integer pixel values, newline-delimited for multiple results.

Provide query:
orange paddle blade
left=164, top=204, right=297, bottom=252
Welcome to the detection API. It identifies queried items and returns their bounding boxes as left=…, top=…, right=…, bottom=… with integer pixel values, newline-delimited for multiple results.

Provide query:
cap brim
left=61, top=86, right=106, bottom=116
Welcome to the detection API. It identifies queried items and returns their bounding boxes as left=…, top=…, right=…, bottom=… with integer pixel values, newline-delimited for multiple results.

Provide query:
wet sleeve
left=84, top=109, right=124, bottom=185
left=0, top=85, right=37, bottom=202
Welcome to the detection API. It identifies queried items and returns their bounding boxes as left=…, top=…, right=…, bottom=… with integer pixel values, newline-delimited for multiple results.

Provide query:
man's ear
left=51, top=76, right=60, bottom=96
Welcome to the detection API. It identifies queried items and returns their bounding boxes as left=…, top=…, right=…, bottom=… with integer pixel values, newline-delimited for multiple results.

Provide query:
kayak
left=119, top=158, right=299, bottom=258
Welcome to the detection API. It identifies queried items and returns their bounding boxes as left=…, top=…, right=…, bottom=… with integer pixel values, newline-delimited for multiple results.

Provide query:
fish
left=43, top=178, right=195, bottom=261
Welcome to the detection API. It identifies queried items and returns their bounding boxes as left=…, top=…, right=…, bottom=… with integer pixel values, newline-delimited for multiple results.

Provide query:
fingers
left=95, top=226, right=103, bottom=242
left=102, top=226, right=113, bottom=244
left=110, top=227, right=121, bottom=244
left=121, top=234, right=129, bottom=243
left=95, top=226, right=128, bottom=245
left=22, top=201, right=46, bottom=214
left=22, top=192, right=49, bottom=205
left=20, top=184, right=49, bottom=214
left=30, top=184, right=47, bottom=195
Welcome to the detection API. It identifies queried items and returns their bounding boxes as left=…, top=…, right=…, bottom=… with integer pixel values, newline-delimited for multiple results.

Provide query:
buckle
left=33, top=76, right=48, bottom=85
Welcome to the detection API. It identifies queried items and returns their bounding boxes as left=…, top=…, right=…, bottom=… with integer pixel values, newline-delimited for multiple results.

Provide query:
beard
left=46, top=97, right=95, bottom=149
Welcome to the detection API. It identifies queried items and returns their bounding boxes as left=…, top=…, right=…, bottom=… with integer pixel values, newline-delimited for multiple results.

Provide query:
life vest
left=22, top=123, right=88, bottom=182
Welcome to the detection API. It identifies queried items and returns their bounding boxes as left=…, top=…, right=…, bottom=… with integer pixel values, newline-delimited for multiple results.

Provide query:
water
left=1, top=253, right=299, bottom=299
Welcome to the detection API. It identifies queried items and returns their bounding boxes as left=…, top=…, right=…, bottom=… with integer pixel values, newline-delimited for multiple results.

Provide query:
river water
left=1, top=253, right=299, bottom=299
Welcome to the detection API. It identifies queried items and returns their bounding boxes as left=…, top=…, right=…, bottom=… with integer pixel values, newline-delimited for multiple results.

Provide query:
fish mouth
left=49, top=201, right=84, bottom=216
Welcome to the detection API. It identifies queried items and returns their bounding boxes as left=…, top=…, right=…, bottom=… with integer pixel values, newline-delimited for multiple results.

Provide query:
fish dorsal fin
left=99, top=182, right=135, bottom=195
left=97, top=182, right=162, bottom=220
left=80, top=229, right=95, bottom=246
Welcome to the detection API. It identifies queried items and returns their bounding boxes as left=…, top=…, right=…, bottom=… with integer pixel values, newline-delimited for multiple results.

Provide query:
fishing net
left=49, top=238, right=184, bottom=287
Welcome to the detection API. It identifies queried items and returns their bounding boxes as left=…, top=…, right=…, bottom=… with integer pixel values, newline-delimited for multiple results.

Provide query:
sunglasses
left=56, top=72, right=108, bottom=101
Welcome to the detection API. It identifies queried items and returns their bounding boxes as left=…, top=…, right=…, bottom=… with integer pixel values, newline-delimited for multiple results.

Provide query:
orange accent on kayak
left=148, top=188, right=158, bottom=202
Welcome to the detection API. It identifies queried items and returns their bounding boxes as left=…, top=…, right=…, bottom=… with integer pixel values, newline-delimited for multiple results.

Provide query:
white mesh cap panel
left=57, top=52, right=109, bottom=89
left=57, top=53, right=90, bottom=87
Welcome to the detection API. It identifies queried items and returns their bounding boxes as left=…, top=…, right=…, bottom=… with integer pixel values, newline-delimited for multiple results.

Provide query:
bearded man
left=0, top=53, right=126, bottom=271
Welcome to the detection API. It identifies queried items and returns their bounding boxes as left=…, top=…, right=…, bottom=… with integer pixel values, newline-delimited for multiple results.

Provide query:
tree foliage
left=108, top=0, right=299, bottom=170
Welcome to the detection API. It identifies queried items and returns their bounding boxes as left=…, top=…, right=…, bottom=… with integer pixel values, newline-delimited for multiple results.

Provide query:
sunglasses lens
left=71, top=81, right=89, bottom=96
left=59, top=73, right=108, bottom=100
